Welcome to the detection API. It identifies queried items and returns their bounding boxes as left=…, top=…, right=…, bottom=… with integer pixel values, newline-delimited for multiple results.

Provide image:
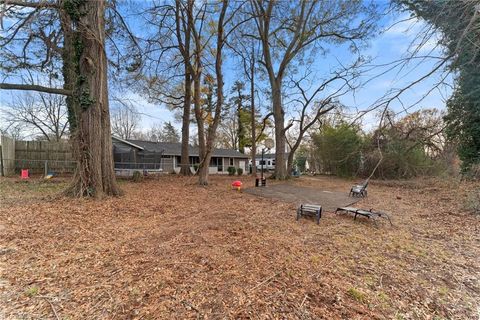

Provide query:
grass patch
left=310, top=254, right=321, bottom=265
left=347, top=287, right=366, bottom=303
left=25, top=286, right=39, bottom=297
left=438, top=286, right=449, bottom=297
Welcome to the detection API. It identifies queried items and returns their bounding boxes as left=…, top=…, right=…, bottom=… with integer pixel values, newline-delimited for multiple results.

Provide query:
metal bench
left=349, top=180, right=368, bottom=197
left=297, top=204, right=322, bottom=224
left=335, top=207, right=392, bottom=226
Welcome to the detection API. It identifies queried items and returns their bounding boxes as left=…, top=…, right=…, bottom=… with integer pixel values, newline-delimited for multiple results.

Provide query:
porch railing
left=114, top=162, right=165, bottom=171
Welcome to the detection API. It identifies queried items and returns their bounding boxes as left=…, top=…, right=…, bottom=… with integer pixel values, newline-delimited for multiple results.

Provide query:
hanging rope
left=365, top=108, right=389, bottom=182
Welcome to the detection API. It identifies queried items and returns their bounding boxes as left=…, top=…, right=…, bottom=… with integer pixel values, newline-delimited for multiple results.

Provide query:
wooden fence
left=0, top=136, right=15, bottom=176
left=0, top=137, right=76, bottom=176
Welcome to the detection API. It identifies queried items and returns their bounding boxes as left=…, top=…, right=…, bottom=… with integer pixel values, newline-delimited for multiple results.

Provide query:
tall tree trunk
left=195, top=69, right=208, bottom=184
left=250, top=48, right=257, bottom=176
left=286, top=130, right=305, bottom=177
left=197, top=150, right=211, bottom=185
left=287, top=151, right=295, bottom=176
left=192, top=16, right=205, bottom=162
left=64, top=0, right=121, bottom=197
left=177, top=0, right=192, bottom=176
left=197, top=0, right=227, bottom=185
left=60, top=5, right=77, bottom=136
left=237, top=93, right=245, bottom=153
left=192, top=33, right=205, bottom=179
left=180, top=68, right=192, bottom=175
left=193, top=72, right=205, bottom=156
left=271, top=78, right=287, bottom=179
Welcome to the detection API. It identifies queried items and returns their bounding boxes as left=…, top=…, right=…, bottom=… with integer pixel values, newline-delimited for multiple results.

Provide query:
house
left=112, top=136, right=249, bottom=175
left=250, top=153, right=276, bottom=170
left=249, top=153, right=289, bottom=171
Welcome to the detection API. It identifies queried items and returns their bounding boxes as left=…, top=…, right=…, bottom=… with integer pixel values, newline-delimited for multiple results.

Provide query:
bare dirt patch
left=0, top=175, right=478, bottom=319
left=244, top=182, right=360, bottom=211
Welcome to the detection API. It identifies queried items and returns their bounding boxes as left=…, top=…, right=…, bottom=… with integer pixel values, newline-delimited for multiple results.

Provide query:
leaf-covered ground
left=0, top=175, right=478, bottom=319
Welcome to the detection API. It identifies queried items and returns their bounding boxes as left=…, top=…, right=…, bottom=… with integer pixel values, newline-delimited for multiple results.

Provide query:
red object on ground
left=21, top=169, right=29, bottom=179
left=231, top=180, right=242, bottom=188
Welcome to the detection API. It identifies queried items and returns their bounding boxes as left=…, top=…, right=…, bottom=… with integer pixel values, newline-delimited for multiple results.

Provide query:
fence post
left=0, top=145, right=3, bottom=177
left=44, top=160, right=48, bottom=177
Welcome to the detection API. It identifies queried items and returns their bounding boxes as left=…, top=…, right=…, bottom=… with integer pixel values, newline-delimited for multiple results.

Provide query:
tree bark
left=286, top=130, right=306, bottom=176
left=180, top=63, right=192, bottom=175
left=250, top=46, right=257, bottom=177
left=192, top=30, right=205, bottom=182
left=287, top=150, right=295, bottom=175
left=176, top=0, right=193, bottom=176
left=197, top=0, right=227, bottom=185
left=64, top=0, right=121, bottom=197
left=271, top=78, right=287, bottom=179
left=254, top=0, right=288, bottom=180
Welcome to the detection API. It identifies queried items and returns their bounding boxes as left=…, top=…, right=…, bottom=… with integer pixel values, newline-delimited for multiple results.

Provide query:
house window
left=218, top=158, right=223, bottom=171
left=210, top=157, right=217, bottom=166
left=229, top=158, right=234, bottom=166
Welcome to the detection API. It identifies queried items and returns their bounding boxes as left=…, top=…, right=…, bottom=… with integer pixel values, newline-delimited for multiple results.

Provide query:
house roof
left=112, top=136, right=144, bottom=150
left=112, top=136, right=248, bottom=158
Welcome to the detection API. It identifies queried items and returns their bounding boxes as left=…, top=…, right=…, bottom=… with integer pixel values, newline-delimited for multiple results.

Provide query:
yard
left=0, top=175, right=478, bottom=319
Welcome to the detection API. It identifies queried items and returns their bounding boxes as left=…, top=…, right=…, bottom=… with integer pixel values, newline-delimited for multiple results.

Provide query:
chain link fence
left=1, top=159, right=77, bottom=176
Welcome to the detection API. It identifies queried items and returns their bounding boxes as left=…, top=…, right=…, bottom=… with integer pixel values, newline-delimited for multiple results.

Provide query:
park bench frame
left=335, top=207, right=392, bottom=226
left=349, top=180, right=368, bottom=198
left=297, top=204, right=322, bottom=224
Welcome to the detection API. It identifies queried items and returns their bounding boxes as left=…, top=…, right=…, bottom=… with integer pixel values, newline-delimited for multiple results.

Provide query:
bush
left=463, top=163, right=480, bottom=180
left=132, top=170, right=143, bottom=182
left=237, top=167, right=243, bottom=175
left=310, top=111, right=455, bottom=179
left=362, top=134, right=442, bottom=179
left=312, top=123, right=363, bottom=177
left=227, top=166, right=236, bottom=176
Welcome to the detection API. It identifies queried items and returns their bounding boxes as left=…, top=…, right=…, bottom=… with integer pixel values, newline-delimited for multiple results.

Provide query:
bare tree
left=110, top=103, right=140, bottom=140
left=250, top=0, right=378, bottom=179
left=2, top=91, right=68, bottom=141
left=195, top=1, right=226, bottom=185
left=195, top=0, right=250, bottom=185
left=0, top=123, right=25, bottom=140
left=284, top=58, right=366, bottom=175
left=217, top=105, right=239, bottom=150
left=139, top=0, right=195, bottom=175
left=365, top=1, right=480, bottom=172
left=227, top=26, right=267, bottom=176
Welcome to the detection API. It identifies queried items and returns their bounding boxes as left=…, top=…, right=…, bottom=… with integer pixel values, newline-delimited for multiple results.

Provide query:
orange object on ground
left=21, top=169, right=29, bottom=179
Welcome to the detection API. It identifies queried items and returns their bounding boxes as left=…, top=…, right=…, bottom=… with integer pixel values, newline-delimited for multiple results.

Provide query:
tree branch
left=0, top=83, right=72, bottom=95
left=0, top=0, right=57, bottom=8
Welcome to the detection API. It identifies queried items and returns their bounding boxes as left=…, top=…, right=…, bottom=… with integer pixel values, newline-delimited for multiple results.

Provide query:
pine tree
left=160, top=122, right=180, bottom=143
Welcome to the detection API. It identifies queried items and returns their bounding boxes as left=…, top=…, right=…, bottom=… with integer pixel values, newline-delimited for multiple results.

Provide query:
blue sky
left=0, top=2, right=452, bottom=138
left=122, top=7, right=452, bottom=134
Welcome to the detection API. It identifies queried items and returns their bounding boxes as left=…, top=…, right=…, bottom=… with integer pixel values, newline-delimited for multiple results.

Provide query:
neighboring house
left=249, top=153, right=289, bottom=171
left=112, top=136, right=249, bottom=175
